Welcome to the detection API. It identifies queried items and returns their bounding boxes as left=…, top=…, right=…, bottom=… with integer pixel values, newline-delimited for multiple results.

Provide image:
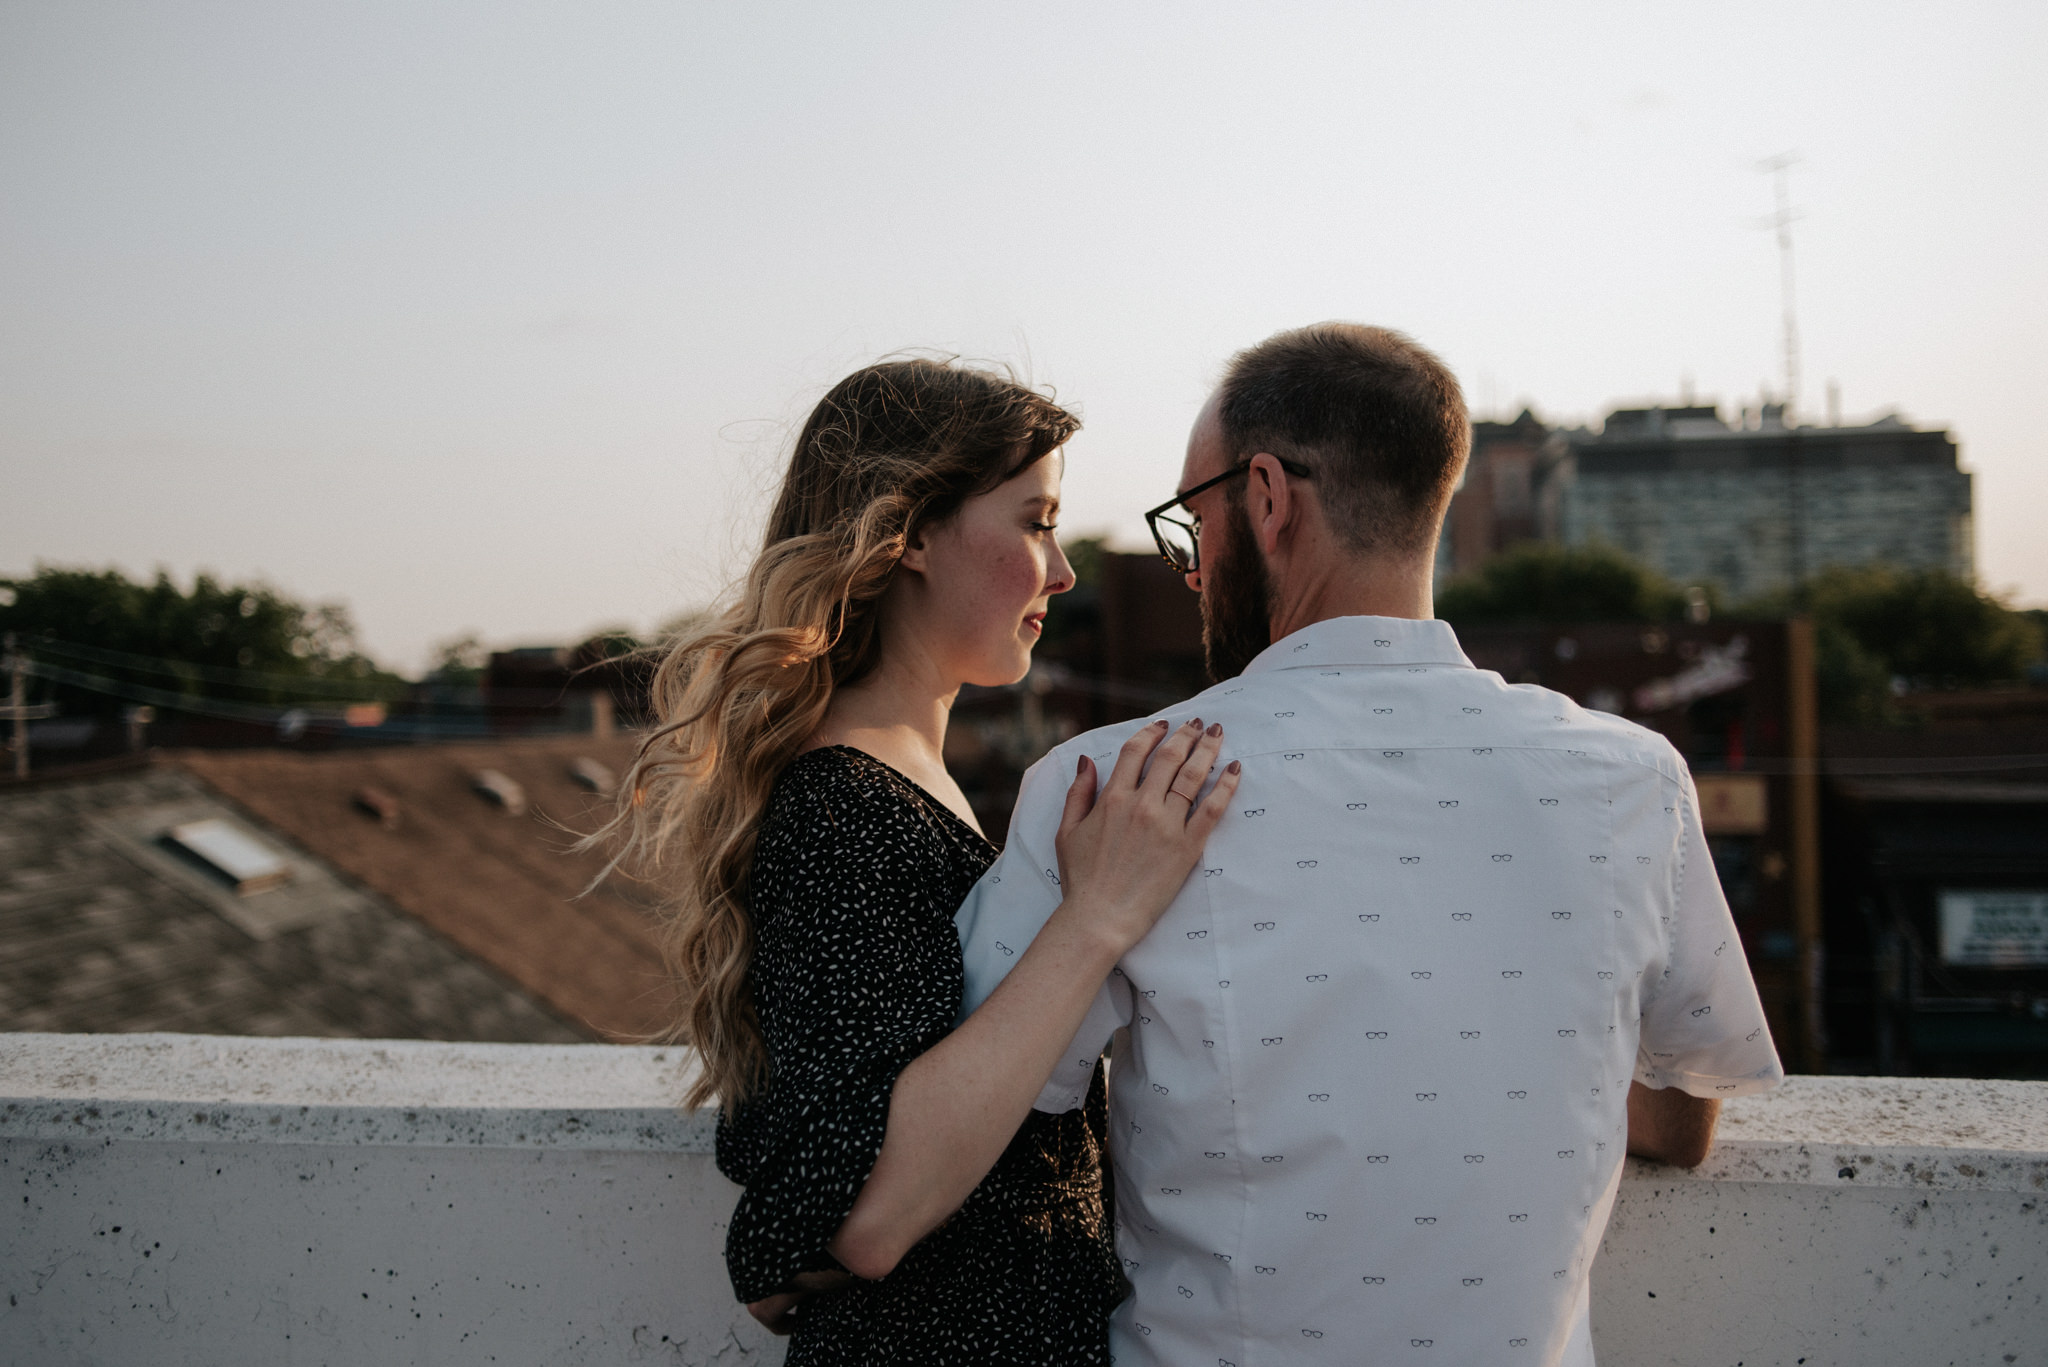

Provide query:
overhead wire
left=25, top=636, right=399, bottom=697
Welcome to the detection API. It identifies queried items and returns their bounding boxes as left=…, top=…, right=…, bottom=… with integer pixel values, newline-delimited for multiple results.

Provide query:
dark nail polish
left=1207, top=723, right=1222, bottom=737
left=1227, top=760, right=1241, bottom=774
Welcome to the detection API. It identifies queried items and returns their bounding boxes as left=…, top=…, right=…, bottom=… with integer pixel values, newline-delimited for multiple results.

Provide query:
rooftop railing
left=5, top=1033, right=2044, bottom=1365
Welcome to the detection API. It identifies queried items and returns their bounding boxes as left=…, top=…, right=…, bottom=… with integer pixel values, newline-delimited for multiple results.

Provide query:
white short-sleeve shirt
left=956, top=615, right=1783, bottom=1367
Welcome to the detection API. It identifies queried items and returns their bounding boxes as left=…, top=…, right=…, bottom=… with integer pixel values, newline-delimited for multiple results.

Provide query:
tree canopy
left=0, top=565, right=403, bottom=715
left=1434, top=542, right=1700, bottom=625
left=1748, top=565, right=2044, bottom=723
left=1435, top=543, right=2043, bottom=724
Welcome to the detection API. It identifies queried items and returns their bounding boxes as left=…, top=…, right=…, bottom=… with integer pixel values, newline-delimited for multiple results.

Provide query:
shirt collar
left=1241, top=615, right=1475, bottom=676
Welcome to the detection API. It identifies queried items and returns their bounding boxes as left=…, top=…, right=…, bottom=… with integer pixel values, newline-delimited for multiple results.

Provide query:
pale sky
left=4, top=1, right=2043, bottom=671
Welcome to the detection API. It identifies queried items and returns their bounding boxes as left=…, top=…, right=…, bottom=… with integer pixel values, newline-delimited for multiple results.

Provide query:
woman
left=602, top=359, right=1237, bottom=1364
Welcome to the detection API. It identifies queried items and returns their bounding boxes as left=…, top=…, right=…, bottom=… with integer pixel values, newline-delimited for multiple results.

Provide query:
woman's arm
left=825, top=718, right=1236, bottom=1281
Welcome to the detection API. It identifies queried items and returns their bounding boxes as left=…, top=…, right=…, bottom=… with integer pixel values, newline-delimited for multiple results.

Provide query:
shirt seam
left=1201, top=854, right=1256, bottom=1367
left=1642, top=776, right=1694, bottom=1019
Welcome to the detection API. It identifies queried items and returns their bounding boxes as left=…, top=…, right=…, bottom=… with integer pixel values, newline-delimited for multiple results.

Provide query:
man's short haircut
left=1216, top=323, right=1470, bottom=556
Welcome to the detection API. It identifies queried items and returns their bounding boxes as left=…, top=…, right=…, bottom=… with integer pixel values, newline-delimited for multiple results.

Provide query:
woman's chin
left=964, top=650, right=1035, bottom=690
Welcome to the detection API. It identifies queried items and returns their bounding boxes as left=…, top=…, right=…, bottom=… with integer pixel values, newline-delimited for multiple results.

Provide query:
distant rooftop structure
left=1438, top=401, right=1974, bottom=602
left=0, top=733, right=669, bottom=1042
left=0, top=762, right=581, bottom=1040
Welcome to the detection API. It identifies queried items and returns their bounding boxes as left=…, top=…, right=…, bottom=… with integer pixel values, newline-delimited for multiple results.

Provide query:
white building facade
left=1543, top=406, right=1973, bottom=602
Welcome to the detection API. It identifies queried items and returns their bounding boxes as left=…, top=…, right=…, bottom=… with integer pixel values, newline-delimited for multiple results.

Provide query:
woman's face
left=895, top=451, right=1075, bottom=688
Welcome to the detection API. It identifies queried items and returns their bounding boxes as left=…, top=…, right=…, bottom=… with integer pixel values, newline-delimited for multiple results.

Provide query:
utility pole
left=2, top=633, right=59, bottom=780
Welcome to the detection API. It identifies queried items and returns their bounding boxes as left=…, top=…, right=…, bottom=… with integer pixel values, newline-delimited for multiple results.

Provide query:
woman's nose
left=1048, top=545, right=1076, bottom=594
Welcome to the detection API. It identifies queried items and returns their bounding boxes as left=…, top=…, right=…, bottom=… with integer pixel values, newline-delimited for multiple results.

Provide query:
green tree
left=1434, top=542, right=1699, bottom=625
left=425, top=632, right=489, bottom=686
left=1745, top=566, right=2043, bottom=722
left=0, top=564, right=403, bottom=716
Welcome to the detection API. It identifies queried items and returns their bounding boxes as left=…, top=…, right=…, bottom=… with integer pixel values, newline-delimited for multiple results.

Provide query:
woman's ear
left=897, top=524, right=930, bottom=575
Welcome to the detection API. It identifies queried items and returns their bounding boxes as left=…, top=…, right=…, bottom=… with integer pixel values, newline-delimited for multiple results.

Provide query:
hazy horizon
left=5, top=2, right=2043, bottom=672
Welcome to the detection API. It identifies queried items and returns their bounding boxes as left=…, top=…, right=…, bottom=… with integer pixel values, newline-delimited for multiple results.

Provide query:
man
left=956, top=323, right=1782, bottom=1366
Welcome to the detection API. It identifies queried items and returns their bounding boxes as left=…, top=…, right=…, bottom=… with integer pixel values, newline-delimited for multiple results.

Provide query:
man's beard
left=1199, top=498, right=1274, bottom=682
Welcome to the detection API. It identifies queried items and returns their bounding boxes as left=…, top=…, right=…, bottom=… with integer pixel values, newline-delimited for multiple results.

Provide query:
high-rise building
left=1437, top=402, right=1974, bottom=601
left=1548, top=403, right=1971, bottom=600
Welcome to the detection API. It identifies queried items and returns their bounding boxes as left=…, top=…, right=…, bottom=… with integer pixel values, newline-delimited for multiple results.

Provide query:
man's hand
left=1626, top=1080, right=1721, bottom=1168
left=745, top=1269, right=855, bottom=1336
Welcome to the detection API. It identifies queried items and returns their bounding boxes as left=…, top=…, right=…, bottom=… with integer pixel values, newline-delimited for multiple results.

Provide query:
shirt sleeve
left=716, top=779, right=962, bottom=1303
left=955, top=745, right=1134, bottom=1113
left=1634, top=767, right=1787, bottom=1098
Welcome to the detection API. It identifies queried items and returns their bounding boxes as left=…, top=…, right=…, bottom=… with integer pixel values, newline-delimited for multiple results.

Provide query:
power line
left=25, top=659, right=338, bottom=725
left=17, top=659, right=522, bottom=740
left=25, top=636, right=397, bottom=697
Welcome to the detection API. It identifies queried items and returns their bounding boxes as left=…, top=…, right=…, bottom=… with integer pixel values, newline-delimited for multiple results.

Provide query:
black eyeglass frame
left=1144, top=455, right=1315, bottom=575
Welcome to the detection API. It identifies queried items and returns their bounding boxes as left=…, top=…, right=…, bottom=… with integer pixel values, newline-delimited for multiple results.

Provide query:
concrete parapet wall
left=5, top=1034, right=2045, bottom=1366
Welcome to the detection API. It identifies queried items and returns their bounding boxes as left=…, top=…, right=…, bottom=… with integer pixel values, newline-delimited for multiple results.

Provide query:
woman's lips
left=1024, top=611, right=1046, bottom=634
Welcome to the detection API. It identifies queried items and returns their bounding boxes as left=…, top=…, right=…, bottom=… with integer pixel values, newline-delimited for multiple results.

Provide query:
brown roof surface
left=0, top=764, right=583, bottom=1042
left=176, top=734, right=675, bottom=1042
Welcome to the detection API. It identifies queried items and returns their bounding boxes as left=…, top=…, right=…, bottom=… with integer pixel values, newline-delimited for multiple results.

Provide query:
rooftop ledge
left=6, top=1033, right=2047, bottom=1365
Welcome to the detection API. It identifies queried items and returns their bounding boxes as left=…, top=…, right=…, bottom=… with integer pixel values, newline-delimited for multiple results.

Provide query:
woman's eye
left=1030, top=521, right=1059, bottom=534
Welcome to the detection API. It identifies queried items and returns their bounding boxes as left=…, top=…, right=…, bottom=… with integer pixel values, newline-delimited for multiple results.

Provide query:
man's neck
left=1266, top=550, right=1437, bottom=641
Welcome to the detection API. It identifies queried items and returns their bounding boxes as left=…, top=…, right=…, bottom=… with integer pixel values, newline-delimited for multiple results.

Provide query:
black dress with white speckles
left=716, top=746, right=1121, bottom=1366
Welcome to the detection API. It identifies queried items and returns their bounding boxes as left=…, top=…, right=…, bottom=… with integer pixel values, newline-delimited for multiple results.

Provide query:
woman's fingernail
left=1227, top=760, right=1241, bottom=774
left=1152, top=719, right=1170, bottom=729
left=1207, top=723, right=1222, bottom=737
left=1077, top=754, right=1087, bottom=776
left=1188, top=717, right=1203, bottom=729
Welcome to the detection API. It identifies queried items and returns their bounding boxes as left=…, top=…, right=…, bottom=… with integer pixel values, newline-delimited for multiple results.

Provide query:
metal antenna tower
left=1756, top=152, right=1803, bottom=418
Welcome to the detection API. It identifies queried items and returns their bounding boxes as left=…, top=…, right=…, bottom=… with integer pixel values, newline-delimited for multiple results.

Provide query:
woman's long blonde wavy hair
left=596, top=359, right=1079, bottom=1112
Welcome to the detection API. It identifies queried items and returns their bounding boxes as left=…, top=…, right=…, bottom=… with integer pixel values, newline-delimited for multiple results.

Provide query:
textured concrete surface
left=4, top=1035, right=766, bottom=1366
left=6, top=1034, right=2046, bottom=1366
left=1, top=1032, right=712, bottom=1151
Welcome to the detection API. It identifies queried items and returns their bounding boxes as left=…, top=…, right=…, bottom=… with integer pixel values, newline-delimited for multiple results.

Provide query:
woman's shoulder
left=756, top=747, right=933, bottom=869
left=762, top=745, right=906, bottom=831
left=750, top=748, right=964, bottom=933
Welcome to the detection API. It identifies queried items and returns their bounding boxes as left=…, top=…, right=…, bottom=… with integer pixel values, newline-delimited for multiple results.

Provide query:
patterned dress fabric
left=717, top=745, right=1123, bottom=1366
left=956, top=616, right=1785, bottom=1367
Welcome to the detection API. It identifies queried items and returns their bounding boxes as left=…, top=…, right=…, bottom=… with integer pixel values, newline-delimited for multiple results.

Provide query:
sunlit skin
left=1174, top=392, right=1434, bottom=625
left=811, top=452, right=1075, bottom=835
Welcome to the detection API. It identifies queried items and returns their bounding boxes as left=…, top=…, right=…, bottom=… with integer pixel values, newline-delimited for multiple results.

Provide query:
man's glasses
left=1144, top=456, right=1314, bottom=576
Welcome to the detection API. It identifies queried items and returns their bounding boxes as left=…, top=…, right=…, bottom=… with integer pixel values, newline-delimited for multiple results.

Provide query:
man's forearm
left=1626, top=1081, right=1721, bottom=1168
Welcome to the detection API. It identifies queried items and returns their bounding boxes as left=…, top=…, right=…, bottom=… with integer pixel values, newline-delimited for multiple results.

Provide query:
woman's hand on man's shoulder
left=1050, top=718, right=1239, bottom=955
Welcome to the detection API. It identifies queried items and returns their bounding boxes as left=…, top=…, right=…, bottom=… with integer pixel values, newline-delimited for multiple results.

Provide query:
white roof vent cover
left=164, top=818, right=294, bottom=896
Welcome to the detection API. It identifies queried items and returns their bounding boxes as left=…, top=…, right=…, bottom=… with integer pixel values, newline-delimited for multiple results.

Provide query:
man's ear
left=1245, top=452, right=1296, bottom=557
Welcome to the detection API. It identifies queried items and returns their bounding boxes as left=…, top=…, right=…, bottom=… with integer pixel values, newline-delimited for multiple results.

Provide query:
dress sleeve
left=1634, top=767, right=1787, bottom=1098
left=956, top=743, right=1134, bottom=1114
left=717, top=773, right=963, bottom=1303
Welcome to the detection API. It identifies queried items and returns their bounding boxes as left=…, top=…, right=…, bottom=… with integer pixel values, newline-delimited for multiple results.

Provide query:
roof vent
left=352, top=785, right=402, bottom=829
left=471, top=769, right=527, bottom=816
left=162, top=818, right=294, bottom=895
left=569, top=757, right=616, bottom=795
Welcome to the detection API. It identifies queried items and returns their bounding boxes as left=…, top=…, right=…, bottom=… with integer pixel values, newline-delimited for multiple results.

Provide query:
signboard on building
left=1696, top=773, right=1769, bottom=835
left=1938, top=890, right=2048, bottom=967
